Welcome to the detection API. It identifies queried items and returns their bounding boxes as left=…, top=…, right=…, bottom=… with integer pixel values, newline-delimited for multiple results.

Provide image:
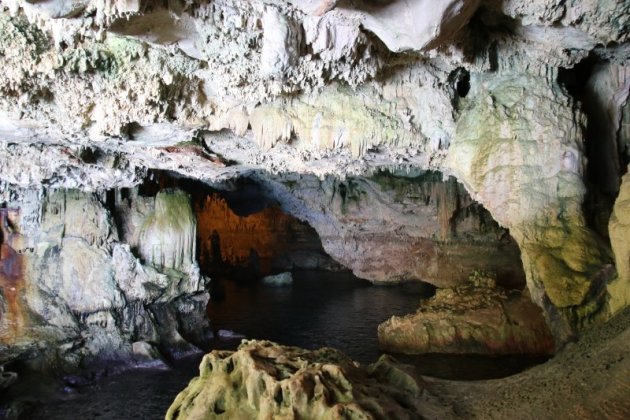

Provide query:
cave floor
left=426, top=307, right=630, bottom=419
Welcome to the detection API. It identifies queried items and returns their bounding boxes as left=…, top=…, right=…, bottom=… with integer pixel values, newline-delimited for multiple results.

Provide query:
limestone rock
left=608, top=169, right=630, bottom=314
left=0, top=188, right=208, bottom=369
left=287, top=0, right=338, bottom=16
left=167, top=340, right=428, bottom=420
left=360, top=0, right=481, bottom=52
left=378, top=274, right=555, bottom=355
left=445, top=72, right=614, bottom=338
left=264, top=170, right=525, bottom=288
left=0, top=0, right=628, bottom=347
left=139, top=189, right=197, bottom=272
left=262, top=271, right=293, bottom=287
left=260, top=8, right=300, bottom=79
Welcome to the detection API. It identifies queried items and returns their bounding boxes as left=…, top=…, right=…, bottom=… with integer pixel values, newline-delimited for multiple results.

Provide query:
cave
left=1, top=1, right=630, bottom=419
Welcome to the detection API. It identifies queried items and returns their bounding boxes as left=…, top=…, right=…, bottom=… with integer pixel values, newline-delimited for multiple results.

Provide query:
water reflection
left=207, top=270, right=433, bottom=364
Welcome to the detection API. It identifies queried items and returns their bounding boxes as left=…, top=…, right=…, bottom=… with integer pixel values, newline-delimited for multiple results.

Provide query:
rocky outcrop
left=166, top=340, right=443, bottom=420
left=0, top=0, right=628, bottom=342
left=378, top=274, right=555, bottom=355
left=167, top=304, right=630, bottom=420
left=0, top=187, right=209, bottom=368
left=445, top=73, right=616, bottom=340
left=608, top=169, right=630, bottom=314
left=260, top=170, right=526, bottom=288
left=195, top=193, right=340, bottom=273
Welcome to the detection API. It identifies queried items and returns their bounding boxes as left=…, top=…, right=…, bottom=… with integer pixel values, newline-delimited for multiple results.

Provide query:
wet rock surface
left=378, top=274, right=555, bottom=355
left=168, top=308, right=630, bottom=420
left=166, top=340, right=447, bottom=420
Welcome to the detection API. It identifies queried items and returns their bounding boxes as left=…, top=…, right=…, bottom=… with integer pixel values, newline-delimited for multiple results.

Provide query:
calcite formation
left=139, top=189, right=197, bottom=271
left=378, top=274, right=555, bottom=355
left=0, top=0, right=628, bottom=372
left=166, top=340, right=436, bottom=420
left=263, top=170, right=526, bottom=287
left=0, top=187, right=208, bottom=368
left=169, top=308, right=630, bottom=419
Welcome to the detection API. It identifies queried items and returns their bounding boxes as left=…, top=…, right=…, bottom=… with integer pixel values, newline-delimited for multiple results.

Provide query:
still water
left=21, top=270, right=546, bottom=419
left=207, top=270, right=431, bottom=364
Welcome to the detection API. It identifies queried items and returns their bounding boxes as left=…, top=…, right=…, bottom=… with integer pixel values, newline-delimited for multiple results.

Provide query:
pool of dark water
left=18, top=270, right=548, bottom=419
left=206, top=270, right=432, bottom=364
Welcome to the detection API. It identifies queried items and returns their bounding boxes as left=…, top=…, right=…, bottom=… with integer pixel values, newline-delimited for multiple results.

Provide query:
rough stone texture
left=359, top=0, right=481, bottom=52
left=139, top=189, right=196, bottom=272
left=0, top=0, right=628, bottom=342
left=608, top=169, right=630, bottom=315
left=195, top=193, right=341, bottom=273
left=260, top=170, right=525, bottom=288
left=431, top=307, right=630, bottom=419
left=0, top=188, right=208, bottom=367
left=168, top=309, right=630, bottom=420
left=445, top=73, right=616, bottom=339
left=378, top=274, right=555, bottom=355
left=166, top=340, right=445, bottom=420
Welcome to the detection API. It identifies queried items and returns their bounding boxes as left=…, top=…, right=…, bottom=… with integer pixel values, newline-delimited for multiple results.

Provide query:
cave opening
left=133, top=171, right=344, bottom=278
left=1, top=170, right=554, bottom=419
left=129, top=169, right=550, bottom=377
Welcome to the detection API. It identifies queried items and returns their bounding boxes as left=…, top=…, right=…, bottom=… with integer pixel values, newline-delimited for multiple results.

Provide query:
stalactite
left=139, top=189, right=196, bottom=272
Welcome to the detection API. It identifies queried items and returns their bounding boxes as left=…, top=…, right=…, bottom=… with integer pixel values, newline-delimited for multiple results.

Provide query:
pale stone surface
left=166, top=340, right=446, bottom=420
left=0, top=0, right=628, bottom=343
left=360, top=0, right=480, bottom=52
left=139, top=189, right=197, bottom=272
left=445, top=73, right=615, bottom=339
left=260, top=8, right=300, bottom=79
left=608, top=169, right=630, bottom=315
left=378, top=274, right=555, bottom=355
left=261, top=171, right=525, bottom=288
left=262, top=271, right=293, bottom=287
left=0, top=188, right=208, bottom=367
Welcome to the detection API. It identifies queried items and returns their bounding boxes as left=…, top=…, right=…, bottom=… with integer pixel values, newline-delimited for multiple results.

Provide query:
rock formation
left=378, top=273, right=555, bottom=355
left=166, top=340, right=441, bottom=420
left=0, top=0, right=629, bottom=414
left=195, top=192, right=341, bottom=273
left=139, top=189, right=197, bottom=271
left=262, top=170, right=526, bottom=288
left=608, top=170, right=630, bottom=314
left=0, top=187, right=208, bottom=369
left=168, top=308, right=630, bottom=419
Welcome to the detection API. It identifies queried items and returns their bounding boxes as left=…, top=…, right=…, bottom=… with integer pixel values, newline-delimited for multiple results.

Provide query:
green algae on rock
left=608, top=169, right=630, bottom=315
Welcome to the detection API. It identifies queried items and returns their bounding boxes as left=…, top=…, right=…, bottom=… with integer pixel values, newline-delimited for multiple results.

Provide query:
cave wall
left=0, top=187, right=208, bottom=367
left=195, top=193, right=340, bottom=274
left=256, top=170, right=525, bottom=288
left=0, top=0, right=628, bottom=344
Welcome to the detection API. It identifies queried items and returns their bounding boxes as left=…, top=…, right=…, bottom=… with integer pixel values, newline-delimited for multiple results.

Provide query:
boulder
left=166, top=340, right=434, bottom=419
left=262, top=271, right=293, bottom=287
left=378, top=274, right=555, bottom=355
